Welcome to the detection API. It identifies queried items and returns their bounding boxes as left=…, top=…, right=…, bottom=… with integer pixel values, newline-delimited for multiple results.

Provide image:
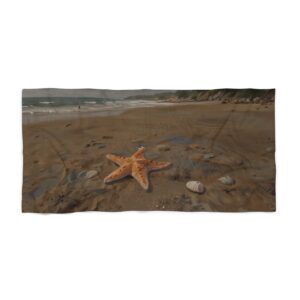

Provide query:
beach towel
left=22, top=88, right=275, bottom=213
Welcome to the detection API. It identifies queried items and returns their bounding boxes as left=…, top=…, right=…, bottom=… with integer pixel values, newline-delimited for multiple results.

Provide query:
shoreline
left=22, top=101, right=219, bottom=125
left=22, top=101, right=176, bottom=125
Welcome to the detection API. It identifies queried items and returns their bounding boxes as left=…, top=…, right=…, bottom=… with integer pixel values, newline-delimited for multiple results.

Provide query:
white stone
left=186, top=181, right=205, bottom=194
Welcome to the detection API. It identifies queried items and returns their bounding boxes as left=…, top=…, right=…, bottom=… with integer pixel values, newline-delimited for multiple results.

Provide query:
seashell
left=218, top=175, right=235, bottom=185
left=186, top=181, right=205, bottom=194
left=85, top=170, right=98, bottom=179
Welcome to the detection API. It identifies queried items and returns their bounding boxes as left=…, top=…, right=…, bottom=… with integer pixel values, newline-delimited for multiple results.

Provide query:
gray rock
left=218, top=175, right=235, bottom=185
left=78, top=171, right=87, bottom=178
left=95, top=143, right=106, bottom=149
left=67, top=170, right=78, bottom=183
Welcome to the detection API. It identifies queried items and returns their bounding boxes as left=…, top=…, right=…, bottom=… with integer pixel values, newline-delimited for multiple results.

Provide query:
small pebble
left=218, top=175, right=235, bottom=185
left=97, top=144, right=106, bottom=149
left=85, top=170, right=98, bottom=179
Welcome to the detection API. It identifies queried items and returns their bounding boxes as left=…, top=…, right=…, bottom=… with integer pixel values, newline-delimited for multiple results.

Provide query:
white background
left=0, top=0, right=299, bottom=299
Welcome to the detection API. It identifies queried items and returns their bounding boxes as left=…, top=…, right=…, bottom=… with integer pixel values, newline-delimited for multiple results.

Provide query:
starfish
left=104, top=147, right=171, bottom=190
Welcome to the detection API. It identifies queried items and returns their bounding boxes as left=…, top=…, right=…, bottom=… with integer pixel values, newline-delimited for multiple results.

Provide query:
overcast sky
left=22, top=88, right=175, bottom=99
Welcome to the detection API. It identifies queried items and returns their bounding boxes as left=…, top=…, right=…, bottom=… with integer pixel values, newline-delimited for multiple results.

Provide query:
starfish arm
left=104, top=164, right=131, bottom=183
left=132, top=163, right=149, bottom=190
left=106, top=154, right=129, bottom=166
left=148, top=160, right=171, bottom=171
left=132, top=146, right=145, bottom=159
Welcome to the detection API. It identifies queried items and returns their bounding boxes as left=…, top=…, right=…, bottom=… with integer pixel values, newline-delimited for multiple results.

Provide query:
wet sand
left=22, top=102, right=275, bottom=212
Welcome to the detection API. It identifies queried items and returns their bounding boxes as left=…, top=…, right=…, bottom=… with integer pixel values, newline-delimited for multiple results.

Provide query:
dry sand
left=22, top=102, right=275, bottom=212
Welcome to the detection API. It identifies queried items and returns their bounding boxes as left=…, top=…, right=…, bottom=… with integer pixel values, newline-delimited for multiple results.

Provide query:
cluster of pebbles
left=186, top=175, right=235, bottom=194
left=184, top=148, right=236, bottom=194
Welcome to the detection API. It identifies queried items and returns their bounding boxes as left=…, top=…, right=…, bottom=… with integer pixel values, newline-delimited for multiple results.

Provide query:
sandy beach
left=22, top=102, right=275, bottom=212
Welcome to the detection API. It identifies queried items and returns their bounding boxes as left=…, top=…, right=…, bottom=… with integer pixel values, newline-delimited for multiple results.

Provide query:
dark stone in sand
left=67, top=170, right=78, bottom=183
left=86, top=144, right=91, bottom=148
left=78, top=171, right=87, bottom=178
left=102, top=135, right=113, bottom=139
left=65, top=123, right=71, bottom=127
left=93, top=143, right=106, bottom=149
left=31, top=178, right=59, bottom=199
left=166, top=135, right=193, bottom=145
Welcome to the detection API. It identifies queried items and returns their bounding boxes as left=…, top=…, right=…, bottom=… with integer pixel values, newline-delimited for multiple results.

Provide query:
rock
left=85, top=170, right=98, bottom=179
left=78, top=171, right=87, bottom=178
left=85, top=144, right=91, bottom=148
left=92, top=142, right=106, bottom=149
left=204, top=153, right=215, bottom=160
left=218, top=175, right=235, bottom=185
left=102, top=135, right=113, bottom=139
left=186, top=181, right=205, bottom=194
left=65, top=123, right=71, bottom=127
left=156, top=144, right=170, bottom=152
left=67, top=170, right=78, bottom=183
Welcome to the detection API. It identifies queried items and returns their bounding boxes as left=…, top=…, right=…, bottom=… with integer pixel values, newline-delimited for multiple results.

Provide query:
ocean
left=22, top=97, right=171, bottom=124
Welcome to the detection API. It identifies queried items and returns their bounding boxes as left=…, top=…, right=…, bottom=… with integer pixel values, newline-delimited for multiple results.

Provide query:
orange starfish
left=104, top=147, right=171, bottom=190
